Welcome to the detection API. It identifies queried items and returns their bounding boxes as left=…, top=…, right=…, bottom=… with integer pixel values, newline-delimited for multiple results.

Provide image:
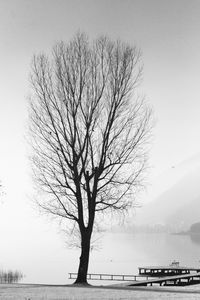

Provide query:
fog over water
left=12, top=232, right=200, bottom=284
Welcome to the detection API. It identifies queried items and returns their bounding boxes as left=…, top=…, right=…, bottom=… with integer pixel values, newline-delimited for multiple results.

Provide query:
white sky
left=0, top=0, right=200, bottom=283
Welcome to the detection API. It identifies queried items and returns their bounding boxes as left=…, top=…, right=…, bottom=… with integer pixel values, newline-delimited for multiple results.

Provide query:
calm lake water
left=89, top=232, right=200, bottom=275
left=22, top=232, right=200, bottom=285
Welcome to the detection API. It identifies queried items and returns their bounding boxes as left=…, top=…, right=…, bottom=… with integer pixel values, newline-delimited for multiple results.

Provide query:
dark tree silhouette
left=29, top=32, right=153, bottom=284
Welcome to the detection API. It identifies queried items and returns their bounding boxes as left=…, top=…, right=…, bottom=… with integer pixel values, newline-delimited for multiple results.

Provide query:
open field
left=1, top=284, right=200, bottom=300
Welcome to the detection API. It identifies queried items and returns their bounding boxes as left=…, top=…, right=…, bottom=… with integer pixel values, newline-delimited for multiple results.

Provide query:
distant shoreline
left=172, top=231, right=200, bottom=236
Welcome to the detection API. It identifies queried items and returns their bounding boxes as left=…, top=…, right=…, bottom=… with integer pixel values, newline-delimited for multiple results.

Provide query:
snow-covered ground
left=1, top=284, right=200, bottom=300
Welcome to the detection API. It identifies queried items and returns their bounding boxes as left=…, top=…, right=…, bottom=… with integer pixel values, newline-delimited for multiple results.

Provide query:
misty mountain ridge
left=133, top=153, right=200, bottom=232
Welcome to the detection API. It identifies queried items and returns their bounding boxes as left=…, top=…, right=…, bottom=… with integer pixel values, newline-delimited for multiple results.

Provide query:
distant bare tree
left=0, top=270, right=23, bottom=283
left=29, top=32, right=153, bottom=284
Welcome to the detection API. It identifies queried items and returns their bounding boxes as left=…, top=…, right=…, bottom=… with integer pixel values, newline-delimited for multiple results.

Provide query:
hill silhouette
left=134, top=153, right=200, bottom=231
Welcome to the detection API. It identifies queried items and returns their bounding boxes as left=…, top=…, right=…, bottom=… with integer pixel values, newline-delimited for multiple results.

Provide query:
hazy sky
left=0, top=0, right=200, bottom=283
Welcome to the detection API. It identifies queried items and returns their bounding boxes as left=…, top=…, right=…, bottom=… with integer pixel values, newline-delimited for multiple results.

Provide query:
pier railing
left=69, top=273, right=149, bottom=281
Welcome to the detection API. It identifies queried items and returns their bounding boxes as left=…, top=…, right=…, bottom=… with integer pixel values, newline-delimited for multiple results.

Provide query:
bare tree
left=29, top=32, right=153, bottom=284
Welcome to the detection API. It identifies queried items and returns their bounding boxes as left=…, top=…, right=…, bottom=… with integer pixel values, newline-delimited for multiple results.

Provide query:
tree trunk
left=74, top=230, right=91, bottom=284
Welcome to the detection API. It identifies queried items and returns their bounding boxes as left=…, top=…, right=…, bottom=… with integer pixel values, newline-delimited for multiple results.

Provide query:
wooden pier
left=130, top=272, right=200, bottom=286
left=69, top=264, right=200, bottom=287
left=69, top=272, right=149, bottom=282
